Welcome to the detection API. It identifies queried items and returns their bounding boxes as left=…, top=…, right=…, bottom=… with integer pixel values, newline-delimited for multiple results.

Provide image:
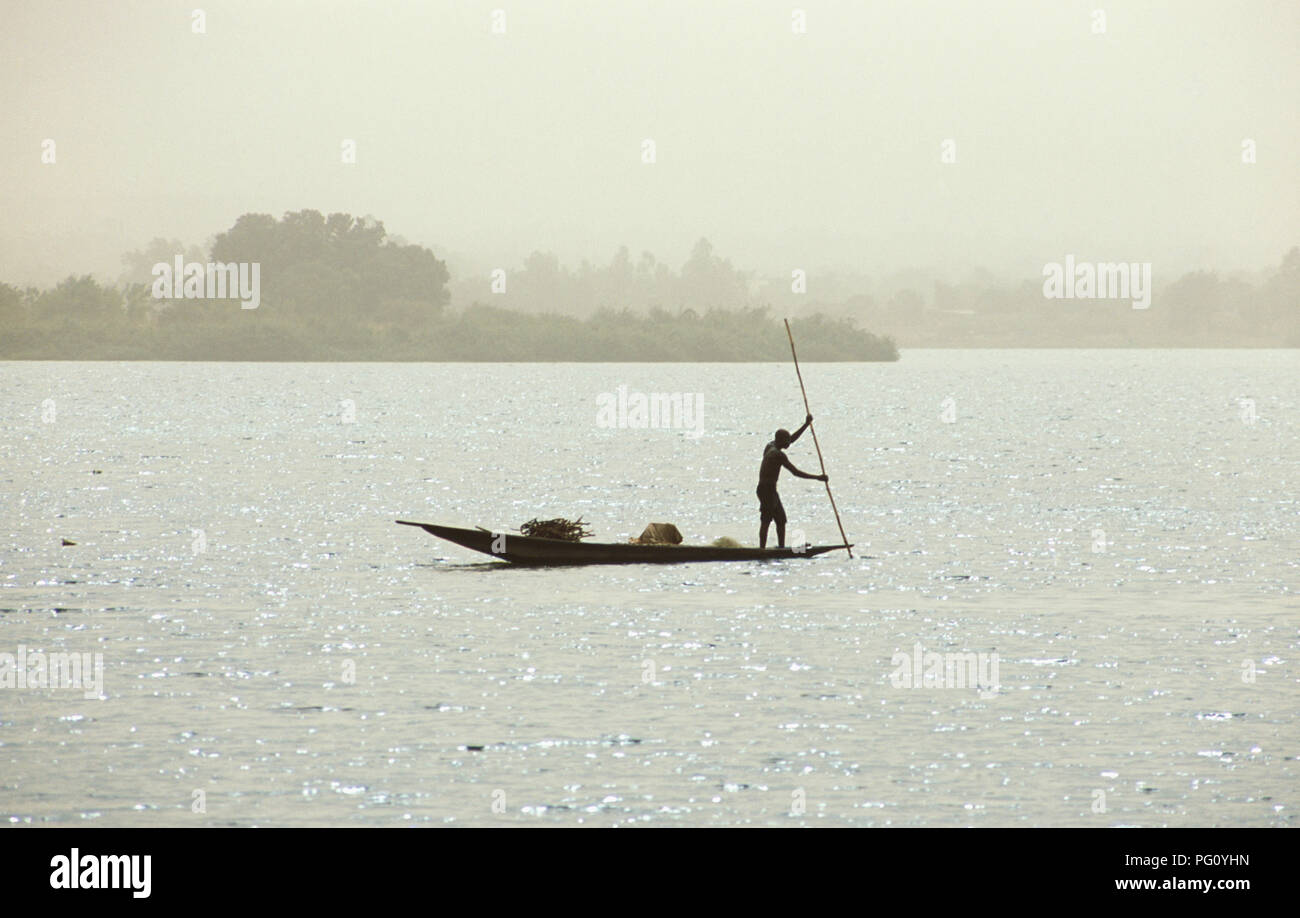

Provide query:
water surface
left=1, top=351, right=1295, bottom=825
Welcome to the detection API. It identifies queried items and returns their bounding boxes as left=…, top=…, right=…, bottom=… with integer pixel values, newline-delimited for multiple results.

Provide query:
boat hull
left=396, top=521, right=850, bottom=566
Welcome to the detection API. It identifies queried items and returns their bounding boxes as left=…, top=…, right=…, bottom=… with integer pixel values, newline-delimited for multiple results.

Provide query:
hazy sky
left=2, top=0, right=1297, bottom=287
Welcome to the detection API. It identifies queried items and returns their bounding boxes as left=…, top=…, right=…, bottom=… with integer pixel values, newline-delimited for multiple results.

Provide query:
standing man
left=757, top=414, right=827, bottom=548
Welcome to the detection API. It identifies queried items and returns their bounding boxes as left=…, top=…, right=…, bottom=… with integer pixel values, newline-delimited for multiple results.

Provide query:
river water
left=1, top=351, right=1295, bottom=826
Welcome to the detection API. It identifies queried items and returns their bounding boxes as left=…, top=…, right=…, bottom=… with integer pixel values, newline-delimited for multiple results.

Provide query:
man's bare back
left=756, top=414, right=827, bottom=548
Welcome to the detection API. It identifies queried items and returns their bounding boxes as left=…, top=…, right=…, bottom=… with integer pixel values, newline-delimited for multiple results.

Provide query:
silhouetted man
left=757, top=414, right=827, bottom=548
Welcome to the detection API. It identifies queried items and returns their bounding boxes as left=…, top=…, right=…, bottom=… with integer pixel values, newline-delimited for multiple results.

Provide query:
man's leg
left=774, top=494, right=788, bottom=548
left=759, top=517, right=771, bottom=548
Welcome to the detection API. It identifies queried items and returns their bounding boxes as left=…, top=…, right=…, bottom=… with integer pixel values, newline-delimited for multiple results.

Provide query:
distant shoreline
left=9, top=343, right=1300, bottom=362
left=0, top=355, right=902, bottom=362
left=5, top=344, right=1299, bottom=363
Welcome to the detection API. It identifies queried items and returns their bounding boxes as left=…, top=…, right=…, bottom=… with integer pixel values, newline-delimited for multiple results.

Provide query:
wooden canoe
left=396, top=521, right=851, bottom=566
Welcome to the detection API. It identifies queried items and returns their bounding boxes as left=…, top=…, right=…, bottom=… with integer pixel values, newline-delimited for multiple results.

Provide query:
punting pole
left=784, top=318, right=853, bottom=558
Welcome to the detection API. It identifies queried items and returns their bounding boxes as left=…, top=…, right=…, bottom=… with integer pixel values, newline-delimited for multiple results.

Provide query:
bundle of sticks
left=519, top=516, right=594, bottom=541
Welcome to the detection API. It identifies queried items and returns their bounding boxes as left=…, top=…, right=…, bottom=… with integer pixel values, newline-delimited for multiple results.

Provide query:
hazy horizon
left=3, top=0, right=1297, bottom=289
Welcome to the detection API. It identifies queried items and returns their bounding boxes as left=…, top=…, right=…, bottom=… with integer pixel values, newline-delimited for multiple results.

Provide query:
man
left=757, top=413, right=827, bottom=548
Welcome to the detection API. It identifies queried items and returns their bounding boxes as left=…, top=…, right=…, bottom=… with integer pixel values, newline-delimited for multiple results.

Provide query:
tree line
left=0, top=210, right=898, bottom=361
left=450, top=241, right=1298, bottom=348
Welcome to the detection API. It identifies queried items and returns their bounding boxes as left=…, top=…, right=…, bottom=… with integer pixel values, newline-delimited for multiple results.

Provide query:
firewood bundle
left=519, top=517, right=594, bottom=541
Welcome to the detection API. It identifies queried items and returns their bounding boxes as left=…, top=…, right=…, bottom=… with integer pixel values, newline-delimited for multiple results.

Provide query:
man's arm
left=789, top=413, right=812, bottom=443
left=781, top=454, right=827, bottom=482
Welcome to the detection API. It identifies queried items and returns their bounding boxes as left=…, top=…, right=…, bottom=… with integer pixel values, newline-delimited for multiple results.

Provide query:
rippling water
left=1, top=352, right=1295, bottom=826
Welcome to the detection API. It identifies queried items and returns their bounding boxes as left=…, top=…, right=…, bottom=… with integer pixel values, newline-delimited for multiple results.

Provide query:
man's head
left=774, top=428, right=792, bottom=449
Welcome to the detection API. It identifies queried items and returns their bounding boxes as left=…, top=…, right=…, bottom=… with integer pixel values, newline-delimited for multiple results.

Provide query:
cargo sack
left=636, top=522, right=683, bottom=545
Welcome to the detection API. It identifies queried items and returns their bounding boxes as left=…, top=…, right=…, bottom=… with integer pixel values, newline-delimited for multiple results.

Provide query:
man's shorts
left=756, top=484, right=786, bottom=526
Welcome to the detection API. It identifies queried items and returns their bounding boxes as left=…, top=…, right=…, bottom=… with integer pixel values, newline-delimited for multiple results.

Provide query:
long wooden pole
left=784, top=318, right=852, bottom=558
